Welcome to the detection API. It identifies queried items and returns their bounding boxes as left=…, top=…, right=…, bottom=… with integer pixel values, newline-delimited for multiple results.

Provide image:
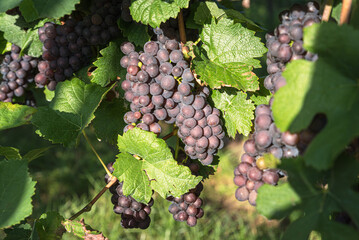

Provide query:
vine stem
left=340, top=0, right=352, bottom=24
left=178, top=10, right=187, bottom=44
left=322, top=0, right=334, bottom=22
left=82, top=130, right=112, bottom=177
left=69, top=176, right=118, bottom=220
left=162, top=129, right=177, bottom=141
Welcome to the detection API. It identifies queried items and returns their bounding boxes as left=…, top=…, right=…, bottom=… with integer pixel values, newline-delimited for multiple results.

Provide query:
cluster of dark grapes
left=0, top=45, right=38, bottom=103
left=75, top=0, right=122, bottom=46
left=234, top=103, right=299, bottom=206
left=120, top=30, right=224, bottom=166
left=167, top=183, right=204, bottom=227
left=35, top=0, right=125, bottom=91
left=234, top=2, right=323, bottom=206
left=35, top=21, right=92, bottom=90
left=167, top=153, right=204, bottom=226
left=264, top=1, right=321, bottom=93
left=105, top=162, right=153, bottom=229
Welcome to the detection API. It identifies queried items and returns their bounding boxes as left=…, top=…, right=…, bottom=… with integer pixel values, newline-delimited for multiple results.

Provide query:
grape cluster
left=35, top=21, right=93, bottom=90
left=120, top=31, right=224, bottom=165
left=35, top=0, right=126, bottom=91
left=105, top=162, right=153, bottom=229
left=234, top=103, right=298, bottom=206
left=234, top=2, right=323, bottom=206
left=167, top=153, right=204, bottom=227
left=264, top=1, right=321, bottom=93
left=0, top=44, right=38, bottom=102
left=75, top=0, right=122, bottom=46
left=167, top=183, right=204, bottom=227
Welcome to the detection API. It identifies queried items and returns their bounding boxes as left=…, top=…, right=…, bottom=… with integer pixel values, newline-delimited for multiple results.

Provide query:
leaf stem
left=69, top=176, right=118, bottom=220
left=178, top=10, right=187, bottom=44
left=322, top=0, right=333, bottom=22
left=175, top=135, right=180, bottom=161
left=340, top=0, right=352, bottom=25
left=162, top=129, right=177, bottom=141
left=82, top=130, right=112, bottom=177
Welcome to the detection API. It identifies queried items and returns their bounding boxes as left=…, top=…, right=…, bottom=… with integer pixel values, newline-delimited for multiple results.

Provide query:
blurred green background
left=0, top=0, right=323, bottom=239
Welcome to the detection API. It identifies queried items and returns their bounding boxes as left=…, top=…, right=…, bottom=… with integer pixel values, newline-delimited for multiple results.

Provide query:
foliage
left=0, top=0, right=358, bottom=239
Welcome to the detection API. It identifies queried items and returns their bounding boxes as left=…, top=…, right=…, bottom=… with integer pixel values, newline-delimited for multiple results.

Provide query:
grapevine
left=0, top=0, right=358, bottom=239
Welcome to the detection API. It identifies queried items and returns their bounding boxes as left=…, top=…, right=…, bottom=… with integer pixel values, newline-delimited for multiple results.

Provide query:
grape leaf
left=130, top=0, right=190, bottom=28
left=0, top=146, right=21, bottom=160
left=257, top=155, right=359, bottom=239
left=0, top=159, right=36, bottom=229
left=62, top=219, right=106, bottom=239
left=193, top=19, right=266, bottom=91
left=0, top=0, right=23, bottom=13
left=0, top=13, right=26, bottom=49
left=193, top=47, right=259, bottom=91
left=21, top=0, right=80, bottom=21
left=4, top=223, right=32, bottom=240
left=93, top=99, right=127, bottom=144
left=23, top=147, right=50, bottom=162
left=118, top=20, right=150, bottom=47
left=194, top=1, right=263, bottom=31
left=91, top=41, right=124, bottom=87
left=0, top=32, right=9, bottom=54
left=0, top=13, right=43, bottom=57
left=272, top=23, right=359, bottom=170
left=250, top=94, right=270, bottom=106
left=331, top=2, right=342, bottom=23
left=19, top=0, right=39, bottom=23
left=32, top=79, right=112, bottom=145
left=113, top=128, right=202, bottom=203
left=35, top=212, right=64, bottom=240
left=0, top=102, right=36, bottom=130
left=211, top=88, right=255, bottom=138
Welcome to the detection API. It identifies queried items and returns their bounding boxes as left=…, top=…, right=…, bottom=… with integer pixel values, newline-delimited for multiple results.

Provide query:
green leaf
left=130, top=0, right=190, bottom=28
left=0, top=32, right=9, bottom=54
left=32, top=79, right=112, bottom=145
left=118, top=20, right=150, bottom=47
left=272, top=23, right=359, bottom=170
left=4, top=224, right=32, bottom=240
left=62, top=219, right=106, bottom=239
left=93, top=99, right=127, bottom=144
left=114, top=128, right=201, bottom=203
left=44, top=86, right=55, bottom=102
left=194, top=2, right=263, bottom=31
left=250, top=94, right=270, bottom=106
left=22, top=0, right=80, bottom=21
left=193, top=19, right=266, bottom=91
left=92, top=41, right=124, bottom=87
left=0, top=159, right=36, bottom=229
left=257, top=183, right=301, bottom=219
left=331, top=2, right=342, bottom=23
left=0, top=0, right=23, bottom=13
left=257, top=155, right=359, bottom=238
left=0, top=102, right=36, bottom=130
left=0, top=13, right=25, bottom=49
left=0, top=146, right=21, bottom=160
left=211, top=89, right=255, bottom=138
left=35, top=212, right=64, bottom=240
left=0, top=13, right=43, bottom=57
left=193, top=48, right=259, bottom=91
left=23, top=147, right=50, bottom=162
left=19, top=0, right=38, bottom=23
left=200, top=19, right=266, bottom=67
